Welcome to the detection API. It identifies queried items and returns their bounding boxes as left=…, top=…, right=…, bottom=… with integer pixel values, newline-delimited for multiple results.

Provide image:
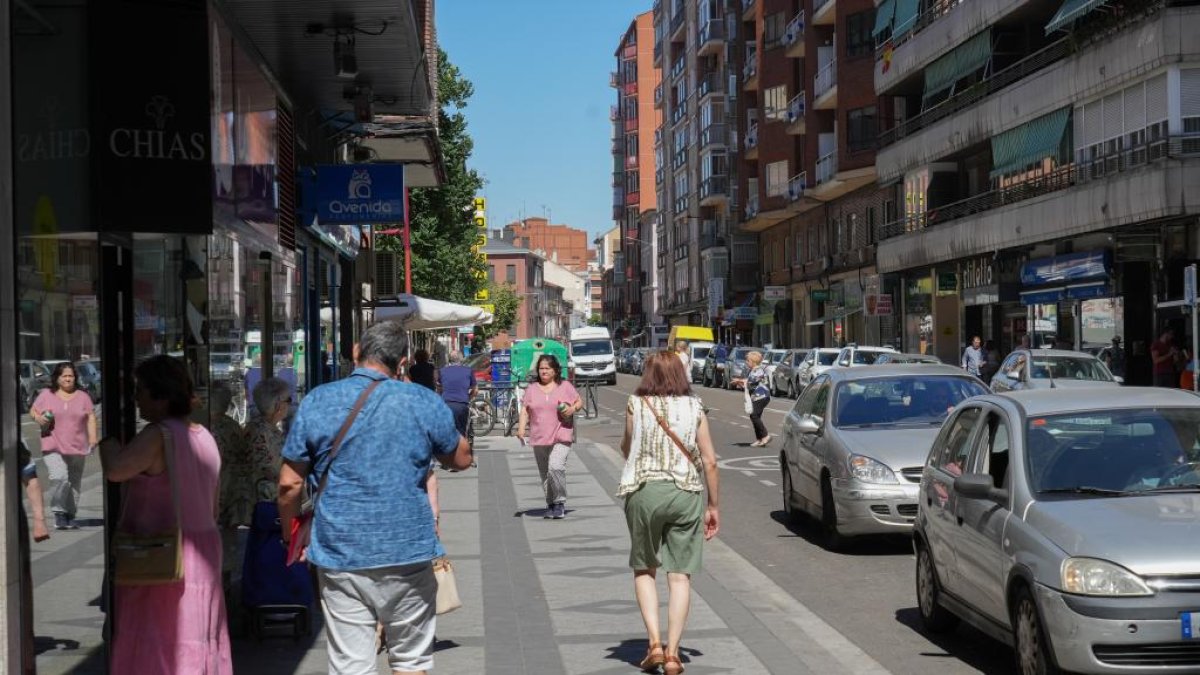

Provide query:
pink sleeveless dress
left=112, top=418, right=232, bottom=674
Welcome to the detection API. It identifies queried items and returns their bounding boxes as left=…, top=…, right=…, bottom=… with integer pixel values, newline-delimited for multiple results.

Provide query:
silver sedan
left=779, top=365, right=989, bottom=549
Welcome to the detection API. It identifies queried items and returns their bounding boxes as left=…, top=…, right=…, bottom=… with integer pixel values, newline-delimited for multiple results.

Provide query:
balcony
left=609, top=105, right=620, bottom=121
left=626, top=189, right=640, bottom=206
left=697, top=18, right=726, bottom=57
left=655, top=167, right=664, bottom=185
left=625, top=116, right=638, bottom=132
left=743, top=47, right=758, bottom=90
left=812, top=0, right=835, bottom=26
left=815, top=151, right=837, bottom=185
left=744, top=194, right=760, bottom=220
left=669, top=3, right=686, bottom=41
left=671, top=149, right=687, bottom=171
left=744, top=120, right=759, bottom=160
left=654, top=83, right=664, bottom=109
left=670, top=55, right=686, bottom=81
left=787, top=172, right=807, bottom=203
left=813, top=58, right=837, bottom=109
left=674, top=194, right=690, bottom=214
left=700, top=225, right=726, bottom=250
left=610, top=71, right=619, bottom=88
left=742, top=0, right=756, bottom=20
left=699, top=175, right=729, bottom=205
left=700, top=123, right=727, bottom=150
left=654, top=39, right=663, bottom=66
left=785, top=91, right=806, bottom=135
left=783, top=10, right=805, bottom=58
left=671, top=103, right=686, bottom=126
left=653, top=0, right=661, bottom=16
left=612, top=170, right=622, bottom=187
left=697, top=69, right=726, bottom=101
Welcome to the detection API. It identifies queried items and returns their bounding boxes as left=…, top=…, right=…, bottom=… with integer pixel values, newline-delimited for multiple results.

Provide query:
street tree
left=478, top=282, right=521, bottom=340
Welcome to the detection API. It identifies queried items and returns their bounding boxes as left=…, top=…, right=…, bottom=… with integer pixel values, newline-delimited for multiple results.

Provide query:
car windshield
left=834, top=376, right=989, bottom=428
left=571, top=340, right=613, bottom=356
left=1026, top=408, right=1200, bottom=495
left=817, top=352, right=838, bottom=366
left=1030, top=356, right=1113, bottom=381
left=76, top=362, right=99, bottom=378
left=463, top=353, right=491, bottom=370
left=693, top=347, right=711, bottom=359
left=853, top=350, right=885, bottom=365
left=768, top=352, right=786, bottom=363
left=733, top=348, right=752, bottom=361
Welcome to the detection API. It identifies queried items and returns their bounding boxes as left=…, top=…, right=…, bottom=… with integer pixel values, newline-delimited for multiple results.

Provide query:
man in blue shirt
left=438, top=351, right=476, bottom=437
left=279, top=321, right=472, bottom=674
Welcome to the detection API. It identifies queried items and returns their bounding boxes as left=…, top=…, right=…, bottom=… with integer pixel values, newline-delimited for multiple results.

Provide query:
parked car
left=795, top=348, right=842, bottom=388
left=463, top=351, right=492, bottom=383
left=686, top=342, right=715, bottom=384
left=701, top=344, right=731, bottom=388
left=779, top=365, right=989, bottom=548
left=75, top=359, right=102, bottom=403
left=873, top=353, right=943, bottom=366
left=833, top=344, right=898, bottom=368
left=771, top=349, right=810, bottom=398
left=763, top=348, right=788, bottom=385
left=914, top=387, right=1200, bottom=675
left=629, top=347, right=651, bottom=375
left=617, top=348, right=636, bottom=374
left=725, top=347, right=757, bottom=390
left=19, top=359, right=52, bottom=409
left=989, top=348, right=1120, bottom=393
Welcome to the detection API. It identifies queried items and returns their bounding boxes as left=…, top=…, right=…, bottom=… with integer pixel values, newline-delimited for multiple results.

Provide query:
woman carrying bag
left=733, top=350, right=772, bottom=447
left=618, top=351, right=720, bottom=675
left=516, top=355, right=582, bottom=519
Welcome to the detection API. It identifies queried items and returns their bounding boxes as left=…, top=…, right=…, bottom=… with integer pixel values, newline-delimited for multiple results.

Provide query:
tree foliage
left=377, top=48, right=485, bottom=304
left=478, top=283, right=522, bottom=340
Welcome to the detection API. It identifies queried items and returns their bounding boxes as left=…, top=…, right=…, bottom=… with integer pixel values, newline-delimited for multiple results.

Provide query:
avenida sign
left=316, top=164, right=405, bottom=224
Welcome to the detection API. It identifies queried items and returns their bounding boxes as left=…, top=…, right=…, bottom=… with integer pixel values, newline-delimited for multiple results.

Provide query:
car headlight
left=848, top=454, right=898, bottom=483
left=1061, top=558, right=1153, bottom=596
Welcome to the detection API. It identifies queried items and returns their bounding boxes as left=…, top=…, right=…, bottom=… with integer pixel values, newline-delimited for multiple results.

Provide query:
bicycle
left=469, top=388, right=496, bottom=436
left=579, top=378, right=600, bottom=419
left=502, top=381, right=527, bottom=437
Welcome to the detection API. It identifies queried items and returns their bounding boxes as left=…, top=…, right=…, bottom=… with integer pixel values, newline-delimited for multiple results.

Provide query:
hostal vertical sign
left=473, top=198, right=493, bottom=314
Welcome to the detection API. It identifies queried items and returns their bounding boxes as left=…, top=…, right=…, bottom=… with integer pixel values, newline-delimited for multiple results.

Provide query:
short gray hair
left=359, top=321, right=408, bottom=374
left=252, top=377, right=291, bottom=417
left=209, top=382, right=233, bottom=414
left=448, top=351, right=464, bottom=365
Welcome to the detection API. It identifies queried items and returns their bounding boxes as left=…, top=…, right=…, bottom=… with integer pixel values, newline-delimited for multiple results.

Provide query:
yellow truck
left=668, top=325, right=715, bottom=345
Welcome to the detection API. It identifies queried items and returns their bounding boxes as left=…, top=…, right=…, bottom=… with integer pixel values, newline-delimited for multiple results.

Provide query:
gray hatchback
left=915, top=388, right=1200, bottom=675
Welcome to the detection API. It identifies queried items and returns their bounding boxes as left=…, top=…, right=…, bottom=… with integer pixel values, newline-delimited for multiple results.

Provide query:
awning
left=989, top=107, right=1071, bottom=178
left=1065, top=281, right=1114, bottom=300
left=872, top=0, right=897, bottom=38
left=1045, top=0, right=1112, bottom=34
left=1019, top=287, right=1065, bottom=306
left=892, top=0, right=921, bottom=37
left=370, top=294, right=494, bottom=330
left=805, top=307, right=864, bottom=326
left=923, top=31, right=992, bottom=101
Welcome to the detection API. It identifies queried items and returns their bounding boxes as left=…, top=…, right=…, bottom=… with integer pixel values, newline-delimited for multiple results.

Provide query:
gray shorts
left=318, top=562, right=437, bottom=674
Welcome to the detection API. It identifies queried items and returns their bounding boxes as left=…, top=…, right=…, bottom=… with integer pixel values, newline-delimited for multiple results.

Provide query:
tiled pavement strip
left=28, top=436, right=892, bottom=674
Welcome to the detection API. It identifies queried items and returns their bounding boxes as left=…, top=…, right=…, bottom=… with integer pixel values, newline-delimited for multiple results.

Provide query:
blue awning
left=872, top=0, right=897, bottom=38
left=990, top=107, right=1071, bottom=178
left=1045, top=0, right=1113, bottom=34
left=923, top=31, right=992, bottom=101
left=892, top=0, right=920, bottom=37
left=1066, top=281, right=1114, bottom=300
left=1020, top=287, right=1065, bottom=306
left=1020, top=251, right=1111, bottom=286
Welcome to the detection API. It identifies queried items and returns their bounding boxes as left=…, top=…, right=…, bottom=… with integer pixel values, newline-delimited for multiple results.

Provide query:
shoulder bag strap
left=640, top=396, right=699, bottom=469
left=312, top=379, right=383, bottom=505
left=158, top=423, right=182, bottom=530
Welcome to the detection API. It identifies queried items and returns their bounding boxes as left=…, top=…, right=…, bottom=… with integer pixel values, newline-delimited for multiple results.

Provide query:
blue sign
left=1020, top=251, right=1110, bottom=286
left=316, top=164, right=405, bottom=224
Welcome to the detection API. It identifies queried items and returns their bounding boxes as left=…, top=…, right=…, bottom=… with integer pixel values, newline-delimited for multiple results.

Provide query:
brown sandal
left=639, top=643, right=665, bottom=671
left=664, top=654, right=684, bottom=675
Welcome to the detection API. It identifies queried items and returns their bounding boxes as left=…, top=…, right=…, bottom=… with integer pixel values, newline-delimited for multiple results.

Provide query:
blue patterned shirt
left=282, top=368, right=460, bottom=571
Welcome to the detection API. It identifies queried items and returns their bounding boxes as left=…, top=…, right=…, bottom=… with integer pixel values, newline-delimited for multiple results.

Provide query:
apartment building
left=482, top=236, right=548, bottom=341
left=504, top=217, right=594, bottom=273
left=872, top=0, right=1200, bottom=377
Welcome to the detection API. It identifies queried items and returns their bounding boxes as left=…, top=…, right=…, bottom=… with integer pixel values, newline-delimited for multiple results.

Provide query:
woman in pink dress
left=99, top=355, right=232, bottom=674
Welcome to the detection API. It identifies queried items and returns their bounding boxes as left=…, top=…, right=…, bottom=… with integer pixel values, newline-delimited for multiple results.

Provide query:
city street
left=581, top=373, right=1015, bottom=675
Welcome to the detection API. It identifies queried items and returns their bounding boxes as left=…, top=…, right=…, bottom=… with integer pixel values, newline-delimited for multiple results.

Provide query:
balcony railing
left=613, top=188, right=626, bottom=208
left=815, top=151, right=838, bottom=185
left=671, top=104, right=686, bottom=126
left=671, top=149, right=687, bottom=171
left=669, top=4, right=685, bottom=37
left=700, top=175, right=728, bottom=200
left=787, top=172, right=807, bottom=202
left=814, top=58, right=836, bottom=99
left=653, top=0, right=661, bottom=15
left=814, top=0, right=834, bottom=13
left=698, top=18, right=726, bottom=47
left=654, top=83, right=664, bottom=107
left=700, top=227, right=726, bottom=250
left=609, top=105, right=620, bottom=121
left=698, top=69, right=725, bottom=100
left=878, top=38, right=1070, bottom=149
left=745, top=121, right=759, bottom=150
left=877, top=134, right=1199, bottom=241
left=743, top=48, right=758, bottom=80
left=874, top=0, right=968, bottom=57
left=670, top=55, right=686, bottom=80
left=655, top=167, right=665, bottom=185
left=786, top=91, right=805, bottom=123
left=654, top=39, right=663, bottom=63
left=783, top=10, right=805, bottom=48
left=745, top=194, right=760, bottom=219
left=701, top=123, right=727, bottom=149
left=610, top=71, right=619, bottom=88
left=674, top=194, right=690, bottom=213
left=742, top=0, right=756, bottom=14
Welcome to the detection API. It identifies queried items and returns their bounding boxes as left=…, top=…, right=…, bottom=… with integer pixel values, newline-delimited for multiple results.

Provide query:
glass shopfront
left=904, top=274, right=934, bottom=354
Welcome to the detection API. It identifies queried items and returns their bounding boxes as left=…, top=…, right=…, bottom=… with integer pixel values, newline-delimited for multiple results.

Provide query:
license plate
left=1182, top=612, right=1200, bottom=640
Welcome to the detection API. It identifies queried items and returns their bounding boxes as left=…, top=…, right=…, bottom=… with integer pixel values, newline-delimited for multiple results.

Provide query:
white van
left=568, top=327, right=617, bottom=385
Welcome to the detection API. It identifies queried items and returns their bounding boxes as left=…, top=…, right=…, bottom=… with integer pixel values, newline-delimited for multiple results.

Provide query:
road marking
left=760, top=479, right=776, bottom=487
left=741, top=470, right=756, bottom=477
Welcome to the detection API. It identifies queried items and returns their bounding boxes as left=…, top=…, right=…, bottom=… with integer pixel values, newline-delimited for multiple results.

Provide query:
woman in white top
left=618, top=350, right=720, bottom=675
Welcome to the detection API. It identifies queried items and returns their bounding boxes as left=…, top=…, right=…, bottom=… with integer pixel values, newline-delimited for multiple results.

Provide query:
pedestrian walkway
left=29, top=435, right=891, bottom=674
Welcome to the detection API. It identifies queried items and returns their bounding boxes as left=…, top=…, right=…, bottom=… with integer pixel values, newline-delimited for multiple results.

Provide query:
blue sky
left=437, top=0, right=652, bottom=240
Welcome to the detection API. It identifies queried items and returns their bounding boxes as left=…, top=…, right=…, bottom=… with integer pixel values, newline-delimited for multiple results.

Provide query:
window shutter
left=1123, top=81, right=1146, bottom=132
left=1102, top=93, right=1122, bottom=141
left=276, top=101, right=297, bottom=251
left=1084, top=99, right=1103, bottom=147
left=1146, top=73, right=1168, bottom=123
left=1181, top=69, right=1200, bottom=118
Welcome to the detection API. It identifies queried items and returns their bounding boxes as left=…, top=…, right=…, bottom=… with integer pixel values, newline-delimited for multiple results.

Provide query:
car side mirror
left=795, top=415, right=822, bottom=435
left=1006, top=369, right=1023, bottom=381
left=954, top=473, right=1008, bottom=503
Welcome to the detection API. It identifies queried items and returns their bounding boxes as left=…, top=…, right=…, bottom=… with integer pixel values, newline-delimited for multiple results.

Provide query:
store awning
left=804, top=307, right=864, bottom=326
left=1019, top=287, right=1065, bottom=306
left=892, top=0, right=921, bottom=37
left=923, top=31, right=992, bottom=101
left=370, top=294, right=493, bottom=330
left=1045, top=0, right=1112, bottom=34
left=872, top=0, right=897, bottom=38
left=1065, top=280, right=1114, bottom=300
left=989, top=107, right=1071, bottom=178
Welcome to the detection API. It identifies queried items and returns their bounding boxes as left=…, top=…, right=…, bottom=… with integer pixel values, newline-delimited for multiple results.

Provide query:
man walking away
left=961, top=335, right=984, bottom=377
left=439, top=352, right=476, bottom=438
left=278, top=321, right=473, bottom=675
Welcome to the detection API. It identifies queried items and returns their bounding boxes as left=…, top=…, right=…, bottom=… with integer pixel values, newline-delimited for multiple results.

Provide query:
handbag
left=639, top=397, right=700, bottom=469
left=113, top=424, right=183, bottom=586
left=742, top=382, right=754, bottom=415
left=286, top=379, right=382, bottom=566
left=433, top=557, right=462, bottom=615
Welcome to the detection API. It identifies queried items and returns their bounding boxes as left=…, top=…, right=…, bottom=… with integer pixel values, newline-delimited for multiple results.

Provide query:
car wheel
left=1012, top=586, right=1062, bottom=675
left=781, top=455, right=802, bottom=524
left=915, top=542, right=959, bottom=633
left=820, top=473, right=846, bottom=550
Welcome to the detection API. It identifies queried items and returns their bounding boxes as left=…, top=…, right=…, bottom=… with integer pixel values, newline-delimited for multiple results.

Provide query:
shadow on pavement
left=514, top=508, right=554, bottom=519
left=768, top=510, right=914, bottom=557
left=893, top=607, right=1016, bottom=674
left=603, top=638, right=705, bottom=670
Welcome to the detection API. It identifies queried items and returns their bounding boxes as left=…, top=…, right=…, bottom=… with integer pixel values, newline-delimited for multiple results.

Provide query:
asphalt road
left=579, top=373, right=1017, bottom=675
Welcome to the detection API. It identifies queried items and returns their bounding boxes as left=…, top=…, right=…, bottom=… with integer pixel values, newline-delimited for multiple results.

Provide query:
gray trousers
left=533, top=443, right=571, bottom=505
left=44, top=452, right=86, bottom=517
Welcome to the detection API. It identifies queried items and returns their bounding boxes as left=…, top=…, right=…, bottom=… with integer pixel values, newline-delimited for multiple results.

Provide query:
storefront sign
left=1020, top=251, right=1110, bottom=286
left=960, top=255, right=1022, bottom=306
left=317, top=164, right=406, bottom=224
left=473, top=197, right=489, bottom=305
left=810, top=288, right=830, bottom=302
left=936, top=272, right=958, bottom=295
left=732, top=306, right=757, bottom=320
left=755, top=313, right=774, bottom=326
left=763, top=286, right=788, bottom=303
left=865, top=294, right=893, bottom=316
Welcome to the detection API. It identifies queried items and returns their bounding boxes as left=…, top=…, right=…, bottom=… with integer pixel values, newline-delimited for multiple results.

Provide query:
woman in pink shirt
left=30, top=362, right=97, bottom=530
left=516, top=355, right=582, bottom=519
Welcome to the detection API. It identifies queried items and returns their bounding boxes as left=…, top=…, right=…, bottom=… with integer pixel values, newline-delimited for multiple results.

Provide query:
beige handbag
left=433, top=557, right=462, bottom=615
left=114, top=424, right=183, bottom=586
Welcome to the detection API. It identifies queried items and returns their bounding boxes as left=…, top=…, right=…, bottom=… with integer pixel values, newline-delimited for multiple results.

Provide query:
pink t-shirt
left=522, top=380, right=580, bottom=446
left=34, top=388, right=94, bottom=456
